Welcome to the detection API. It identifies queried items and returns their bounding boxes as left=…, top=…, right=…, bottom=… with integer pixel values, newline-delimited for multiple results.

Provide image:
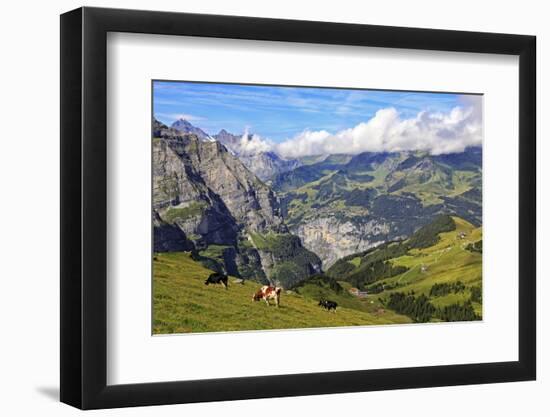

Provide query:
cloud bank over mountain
left=245, top=101, right=482, bottom=158
left=237, top=128, right=273, bottom=155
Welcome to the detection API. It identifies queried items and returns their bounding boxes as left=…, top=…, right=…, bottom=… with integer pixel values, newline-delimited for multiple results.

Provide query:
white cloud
left=275, top=129, right=332, bottom=158
left=238, top=128, right=274, bottom=155
left=237, top=102, right=482, bottom=159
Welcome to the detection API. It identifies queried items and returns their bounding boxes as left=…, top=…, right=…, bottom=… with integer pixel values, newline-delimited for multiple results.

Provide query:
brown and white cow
left=252, top=285, right=282, bottom=307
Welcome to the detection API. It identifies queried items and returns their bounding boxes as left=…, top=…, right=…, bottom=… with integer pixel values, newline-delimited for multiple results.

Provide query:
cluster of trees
left=266, top=235, right=322, bottom=287
left=428, top=281, right=482, bottom=305
left=272, top=166, right=324, bottom=192
left=342, top=188, right=377, bottom=207
left=346, top=261, right=408, bottom=290
left=291, top=274, right=344, bottom=294
left=407, top=215, right=456, bottom=249
left=440, top=195, right=482, bottom=227
left=359, top=242, right=409, bottom=266
left=326, top=260, right=357, bottom=278
left=385, top=290, right=481, bottom=323
left=438, top=301, right=479, bottom=322
left=386, top=292, right=435, bottom=323
left=470, top=285, right=482, bottom=303
left=344, top=171, right=376, bottom=183
left=429, top=281, right=466, bottom=297
left=327, top=240, right=409, bottom=284
left=370, top=194, right=424, bottom=219
left=365, top=281, right=399, bottom=294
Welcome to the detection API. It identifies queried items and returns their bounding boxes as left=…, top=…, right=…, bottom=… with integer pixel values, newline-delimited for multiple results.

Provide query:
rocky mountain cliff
left=153, top=119, right=321, bottom=287
left=213, top=129, right=241, bottom=150
left=171, top=118, right=213, bottom=141
left=213, top=129, right=300, bottom=181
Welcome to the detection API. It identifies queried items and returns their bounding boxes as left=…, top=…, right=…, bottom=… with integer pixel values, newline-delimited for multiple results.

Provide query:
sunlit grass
left=153, top=252, right=411, bottom=334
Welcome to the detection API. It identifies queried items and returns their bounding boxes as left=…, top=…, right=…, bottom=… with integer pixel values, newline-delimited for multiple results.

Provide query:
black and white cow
left=204, top=272, right=228, bottom=289
left=318, top=299, right=338, bottom=312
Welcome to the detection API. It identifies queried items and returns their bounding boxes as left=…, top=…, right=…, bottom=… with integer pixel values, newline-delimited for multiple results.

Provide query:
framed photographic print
left=60, top=6, right=536, bottom=409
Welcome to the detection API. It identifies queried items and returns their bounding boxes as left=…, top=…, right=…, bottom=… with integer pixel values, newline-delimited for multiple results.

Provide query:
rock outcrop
left=153, top=120, right=320, bottom=286
left=213, top=129, right=300, bottom=181
left=170, top=118, right=213, bottom=141
left=293, top=217, right=391, bottom=268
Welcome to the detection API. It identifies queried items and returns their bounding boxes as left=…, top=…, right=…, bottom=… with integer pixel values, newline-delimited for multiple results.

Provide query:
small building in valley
left=349, top=287, right=360, bottom=296
left=349, top=287, right=368, bottom=298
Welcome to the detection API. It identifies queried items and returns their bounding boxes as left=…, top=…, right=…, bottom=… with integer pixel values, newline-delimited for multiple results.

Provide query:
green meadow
left=153, top=252, right=410, bottom=334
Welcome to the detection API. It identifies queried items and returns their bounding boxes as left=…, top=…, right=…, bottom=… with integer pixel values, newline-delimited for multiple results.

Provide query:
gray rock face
left=293, top=217, right=391, bottom=269
left=213, top=129, right=300, bottom=181
left=213, top=129, right=241, bottom=151
left=153, top=132, right=285, bottom=242
left=238, top=151, right=301, bottom=182
left=152, top=211, right=195, bottom=252
left=170, top=118, right=213, bottom=141
left=152, top=120, right=319, bottom=285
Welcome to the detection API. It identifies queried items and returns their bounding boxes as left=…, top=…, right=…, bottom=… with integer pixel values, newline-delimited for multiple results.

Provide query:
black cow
left=318, top=299, right=338, bottom=312
left=204, top=272, right=228, bottom=289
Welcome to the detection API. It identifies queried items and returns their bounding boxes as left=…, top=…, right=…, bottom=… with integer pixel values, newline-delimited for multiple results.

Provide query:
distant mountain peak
left=173, top=117, right=192, bottom=124
left=170, top=118, right=211, bottom=141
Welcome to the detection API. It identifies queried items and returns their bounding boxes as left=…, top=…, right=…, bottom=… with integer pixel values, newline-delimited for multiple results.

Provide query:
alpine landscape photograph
left=152, top=81, right=483, bottom=334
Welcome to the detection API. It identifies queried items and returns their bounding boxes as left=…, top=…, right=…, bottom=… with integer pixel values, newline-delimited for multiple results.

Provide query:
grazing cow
left=252, top=285, right=282, bottom=307
left=318, top=299, right=338, bottom=312
left=204, top=272, right=228, bottom=289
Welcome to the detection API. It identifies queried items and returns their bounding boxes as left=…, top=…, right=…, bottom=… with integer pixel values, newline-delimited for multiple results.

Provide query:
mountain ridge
left=153, top=119, right=321, bottom=287
left=170, top=118, right=213, bottom=141
left=273, top=146, right=482, bottom=267
left=212, top=128, right=301, bottom=181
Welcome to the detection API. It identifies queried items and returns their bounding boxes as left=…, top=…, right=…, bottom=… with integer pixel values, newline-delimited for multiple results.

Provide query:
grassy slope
left=153, top=252, right=410, bottom=334
left=379, top=217, right=483, bottom=315
left=391, top=169, right=479, bottom=205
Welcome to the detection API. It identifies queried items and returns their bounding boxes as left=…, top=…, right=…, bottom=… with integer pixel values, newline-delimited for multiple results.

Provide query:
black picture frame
left=60, top=6, right=536, bottom=410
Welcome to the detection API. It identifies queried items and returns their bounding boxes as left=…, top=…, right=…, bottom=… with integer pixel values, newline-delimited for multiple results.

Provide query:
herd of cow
left=204, top=272, right=338, bottom=312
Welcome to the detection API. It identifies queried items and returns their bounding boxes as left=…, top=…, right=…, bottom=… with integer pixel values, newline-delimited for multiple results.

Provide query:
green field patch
left=349, top=256, right=362, bottom=267
left=162, top=201, right=207, bottom=224
left=199, top=244, right=233, bottom=259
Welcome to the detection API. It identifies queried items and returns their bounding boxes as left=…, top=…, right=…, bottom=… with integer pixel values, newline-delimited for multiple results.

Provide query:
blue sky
left=153, top=80, right=470, bottom=142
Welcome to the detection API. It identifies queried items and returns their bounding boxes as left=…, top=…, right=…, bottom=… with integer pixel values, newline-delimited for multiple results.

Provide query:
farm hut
left=349, top=287, right=360, bottom=296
